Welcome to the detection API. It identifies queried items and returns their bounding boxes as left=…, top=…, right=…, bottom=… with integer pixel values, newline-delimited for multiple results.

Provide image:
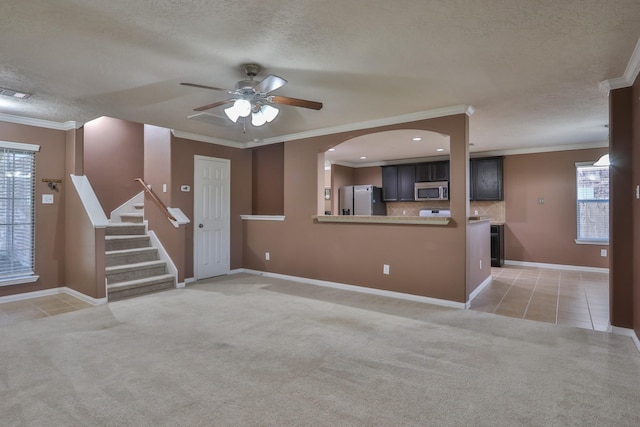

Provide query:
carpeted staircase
left=105, top=203, right=175, bottom=301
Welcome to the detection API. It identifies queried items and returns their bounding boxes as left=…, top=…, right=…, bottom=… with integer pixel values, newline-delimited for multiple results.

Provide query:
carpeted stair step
left=106, top=260, right=167, bottom=284
left=133, top=203, right=144, bottom=211
left=105, top=235, right=151, bottom=251
left=106, top=247, right=159, bottom=267
left=106, top=223, right=146, bottom=236
left=119, top=212, right=144, bottom=223
left=107, top=274, right=175, bottom=301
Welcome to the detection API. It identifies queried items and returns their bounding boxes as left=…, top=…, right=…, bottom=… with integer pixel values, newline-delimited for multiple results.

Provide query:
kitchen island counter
left=313, top=215, right=450, bottom=225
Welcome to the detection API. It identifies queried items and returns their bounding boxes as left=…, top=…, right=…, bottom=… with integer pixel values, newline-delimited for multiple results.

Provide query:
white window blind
left=0, top=145, right=36, bottom=279
left=576, top=163, right=609, bottom=243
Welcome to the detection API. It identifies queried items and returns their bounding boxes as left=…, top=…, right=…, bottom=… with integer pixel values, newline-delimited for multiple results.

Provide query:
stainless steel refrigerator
left=339, top=185, right=386, bottom=215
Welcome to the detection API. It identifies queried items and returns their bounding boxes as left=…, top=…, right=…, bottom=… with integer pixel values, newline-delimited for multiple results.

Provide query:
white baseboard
left=235, top=268, right=466, bottom=310
left=466, top=275, right=493, bottom=308
left=611, top=326, right=640, bottom=354
left=0, top=287, right=107, bottom=306
left=504, top=260, right=609, bottom=274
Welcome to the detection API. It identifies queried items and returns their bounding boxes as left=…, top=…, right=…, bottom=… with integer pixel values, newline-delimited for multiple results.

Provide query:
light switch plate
left=181, top=185, right=190, bottom=192
left=42, top=194, right=54, bottom=204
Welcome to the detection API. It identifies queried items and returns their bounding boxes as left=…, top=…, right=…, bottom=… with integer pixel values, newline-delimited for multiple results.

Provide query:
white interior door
left=194, top=156, right=230, bottom=279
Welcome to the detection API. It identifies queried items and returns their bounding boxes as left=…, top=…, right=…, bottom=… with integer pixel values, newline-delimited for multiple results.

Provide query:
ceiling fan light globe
left=224, top=105, right=240, bottom=123
left=234, top=99, right=252, bottom=117
left=262, top=105, right=279, bottom=122
left=251, top=111, right=267, bottom=127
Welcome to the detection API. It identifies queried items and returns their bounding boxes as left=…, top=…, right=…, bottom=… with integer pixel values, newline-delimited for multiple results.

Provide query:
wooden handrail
left=135, top=178, right=177, bottom=222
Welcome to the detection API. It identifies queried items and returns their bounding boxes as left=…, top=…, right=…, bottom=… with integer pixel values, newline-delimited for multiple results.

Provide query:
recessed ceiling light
left=412, top=137, right=422, bottom=141
left=328, top=148, right=336, bottom=152
left=360, top=156, right=367, bottom=160
left=436, top=148, right=444, bottom=152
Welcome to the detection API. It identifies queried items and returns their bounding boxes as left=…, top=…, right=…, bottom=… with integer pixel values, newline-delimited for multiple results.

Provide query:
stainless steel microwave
left=414, top=181, right=449, bottom=201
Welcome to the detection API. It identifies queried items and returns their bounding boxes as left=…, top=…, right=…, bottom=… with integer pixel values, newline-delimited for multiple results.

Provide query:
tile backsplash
left=386, top=200, right=505, bottom=223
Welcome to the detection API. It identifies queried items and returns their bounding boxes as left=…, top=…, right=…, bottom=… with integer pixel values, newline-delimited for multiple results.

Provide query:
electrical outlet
left=601, top=249, right=607, bottom=257
left=538, top=198, right=545, bottom=204
left=265, top=252, right=270, bottom=261
left=383, top=264, right=390, bottom=275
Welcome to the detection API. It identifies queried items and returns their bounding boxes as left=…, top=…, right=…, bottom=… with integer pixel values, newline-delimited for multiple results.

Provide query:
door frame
left=193, top=155, right=231, bottom=280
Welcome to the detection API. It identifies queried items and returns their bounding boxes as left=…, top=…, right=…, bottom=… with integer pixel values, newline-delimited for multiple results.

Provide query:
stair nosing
left=106, top=247, right=157, bottom=256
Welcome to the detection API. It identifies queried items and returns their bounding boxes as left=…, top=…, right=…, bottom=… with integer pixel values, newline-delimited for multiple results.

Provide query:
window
left=576, top=162, right=609, bottom=243
left=0, top=141, right=39, bottom=285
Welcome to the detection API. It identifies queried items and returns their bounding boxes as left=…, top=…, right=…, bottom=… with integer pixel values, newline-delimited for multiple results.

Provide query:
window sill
left=575, top=239, right=609, bottom=246
left=0, top=275, right=40, bottom=287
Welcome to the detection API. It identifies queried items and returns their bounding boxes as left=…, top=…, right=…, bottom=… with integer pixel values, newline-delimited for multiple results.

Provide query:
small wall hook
left=43, top=179, right=62, bottom=191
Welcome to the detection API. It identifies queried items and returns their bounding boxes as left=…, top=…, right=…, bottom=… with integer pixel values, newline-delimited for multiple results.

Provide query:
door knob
left=198, top=224, right=204, bottom=228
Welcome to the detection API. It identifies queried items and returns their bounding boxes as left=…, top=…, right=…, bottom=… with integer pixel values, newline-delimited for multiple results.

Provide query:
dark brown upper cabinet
left=470, top=157, right=504, bottom=201
left=415, top=161, right=449, bottom=182
left=382, top=165, right=416, bottom=201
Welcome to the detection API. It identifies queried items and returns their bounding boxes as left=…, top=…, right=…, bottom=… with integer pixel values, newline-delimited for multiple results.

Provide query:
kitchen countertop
left=468, top=216, right=492, bottom=223
left=313, top=215, right=451, bottom=225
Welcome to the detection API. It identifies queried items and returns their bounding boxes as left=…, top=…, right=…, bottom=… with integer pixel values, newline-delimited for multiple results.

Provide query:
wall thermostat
left=180, top=185, right=190, bottom=192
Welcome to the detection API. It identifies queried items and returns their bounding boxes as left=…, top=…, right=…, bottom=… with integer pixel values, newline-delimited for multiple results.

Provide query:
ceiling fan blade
left=255, top=74, right=287, bottom=94
left=194, top=99, right=234, bottom=112
left=269, top=95, right=323, bottom=110
left=181, top=82, right=231, bottom=92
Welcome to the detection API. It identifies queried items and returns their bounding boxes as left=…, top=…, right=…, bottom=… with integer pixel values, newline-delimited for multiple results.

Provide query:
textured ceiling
left=1, top=0, right=639, bottom=159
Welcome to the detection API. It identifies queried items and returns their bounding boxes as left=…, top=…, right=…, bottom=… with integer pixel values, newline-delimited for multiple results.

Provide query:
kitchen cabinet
left=470, top=157, right=504, bottom=201
left=382, top=165, right=415, bottom=201
left=491, top=224, right=504, bottom=267
left=415, top=161, right=449, bottom=182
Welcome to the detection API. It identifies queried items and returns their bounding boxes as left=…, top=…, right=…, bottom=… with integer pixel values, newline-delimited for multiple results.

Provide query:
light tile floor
left=470, top=265, right=609, bottom=331
left=0, top=293, right=93, bottom=328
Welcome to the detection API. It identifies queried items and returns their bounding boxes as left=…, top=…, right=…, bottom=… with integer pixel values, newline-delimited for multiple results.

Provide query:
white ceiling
left=1, top=1, right=639, bottom=161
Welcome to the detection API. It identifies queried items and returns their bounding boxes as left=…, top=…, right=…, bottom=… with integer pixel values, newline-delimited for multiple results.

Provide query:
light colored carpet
left=1, top=273, right=639, bottom=426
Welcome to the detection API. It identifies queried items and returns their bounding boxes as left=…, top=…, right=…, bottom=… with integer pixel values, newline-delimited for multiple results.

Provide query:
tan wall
left=144, top=125, right=172, bottom=206
left=64, top=177, right=106, bottom=299
left=84, top=117, right=144, bottom=215
left=244, top=115, right=471, bottom=303
left=170, top=135, right=252, bottom=279
left=0, top=122, right=67, bottom=297
left=503, top=148, right=608, bottom=268
left=252, top=143, right=284, bottom=215
left=354, top=166, right=382, bottom=186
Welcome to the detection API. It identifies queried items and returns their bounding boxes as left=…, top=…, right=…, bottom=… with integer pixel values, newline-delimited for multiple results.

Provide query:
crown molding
left=471, top=140, right=608, bottom=158
left=0, top=113, right=80, bottom=130
left=252, top=104, right=474, bottom=146
left=599, top=36, right=640, bottom=94
left=170, top=129, right=244, bottom=149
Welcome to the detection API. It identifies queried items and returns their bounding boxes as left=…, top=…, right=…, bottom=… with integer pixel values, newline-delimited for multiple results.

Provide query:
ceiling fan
left=181, top=64, right=323, bottom=127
